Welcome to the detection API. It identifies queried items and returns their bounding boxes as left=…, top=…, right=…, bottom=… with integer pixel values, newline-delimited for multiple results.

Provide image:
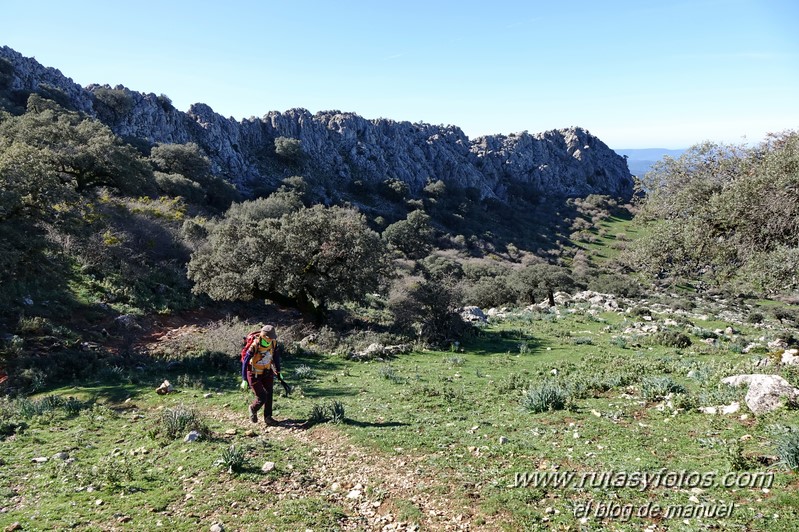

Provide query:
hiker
left=242, top=325, right=282, bottom=426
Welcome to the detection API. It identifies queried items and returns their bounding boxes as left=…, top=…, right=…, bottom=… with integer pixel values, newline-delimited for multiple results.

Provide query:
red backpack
left=240, top=330, right=261, bottom=363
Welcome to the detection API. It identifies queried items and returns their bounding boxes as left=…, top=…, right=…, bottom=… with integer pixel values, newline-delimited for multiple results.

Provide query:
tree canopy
left=625, top=131, right=799, bottom=294
left=187, top=202, right=391, bottom=319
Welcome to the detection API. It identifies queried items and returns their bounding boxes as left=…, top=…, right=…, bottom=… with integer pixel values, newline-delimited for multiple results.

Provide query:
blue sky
left=3, top=0, right=797, bottom=148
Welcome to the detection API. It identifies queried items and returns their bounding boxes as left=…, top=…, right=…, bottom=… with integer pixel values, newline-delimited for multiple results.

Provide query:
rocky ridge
left=1, top=46, right=633, bottom=200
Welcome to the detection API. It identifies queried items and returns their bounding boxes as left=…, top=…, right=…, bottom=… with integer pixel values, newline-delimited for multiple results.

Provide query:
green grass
left=2, top=303, right=798, bottom=531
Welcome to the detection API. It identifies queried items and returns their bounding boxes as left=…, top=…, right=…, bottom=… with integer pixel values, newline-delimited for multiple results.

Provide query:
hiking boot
left=264, top=416, right=279, bottom=426
left=248, top=405, right=258, bottom=423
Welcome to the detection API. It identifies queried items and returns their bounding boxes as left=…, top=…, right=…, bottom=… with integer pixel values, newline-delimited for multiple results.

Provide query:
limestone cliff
left=0, top=46, right=633, bottom=200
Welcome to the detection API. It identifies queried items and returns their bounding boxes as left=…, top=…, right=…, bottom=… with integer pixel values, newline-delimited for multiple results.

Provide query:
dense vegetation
left=2, top=92, right=798, bottom=393
left=623, top=132, right=799, bottom=294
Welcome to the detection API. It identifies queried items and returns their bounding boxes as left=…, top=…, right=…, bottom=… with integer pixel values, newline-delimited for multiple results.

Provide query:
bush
left=382, top=210, right=434, bottom=259
left=520, top=381, right=567, bottom=413
left=306, top=400, right=346, bottom=426
left=588, top=274, right=643, bottom=298
left=219, top=445, right=247, bottom=474
left=293, top=364, right=314, bottom=380
left=776, top=430, right=799, bottom=471
left=154, top=405, right=209, bottom=440
left=640, top=376, right=686, bottom=401
left=274, top=136, right=303, bottom=161
left=652, top=330, right=692, bottom=348
left=388, top=275, right=465, bottom=344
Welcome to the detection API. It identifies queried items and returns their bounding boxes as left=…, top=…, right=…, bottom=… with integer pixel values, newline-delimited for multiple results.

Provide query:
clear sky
left=2, top=0, right=797, bottom=148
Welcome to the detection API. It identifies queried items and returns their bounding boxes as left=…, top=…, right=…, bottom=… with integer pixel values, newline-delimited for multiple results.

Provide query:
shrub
left=294, top=364, right=314, bottom=380
left=306, top=400, right=346, bottom=426
left=640, top=376, right=686, bottom=401
left=379, top=364, right=403, bottom=384
left=274, top=136, right=303, bottom=161
left=588, top=274, right=643, bottom=298
left=154, top=405, right=209, bottom=440
left=219, top=445, right=247, bottom=474
left=776, top=430, right=799, bottom=471
left=382, top=210, right=434, bottom=259
left=520, top=381, right=567, bottom=413
left=388, top=275, right=465, bottom=344
left=652, top=330, right=692, bottom=348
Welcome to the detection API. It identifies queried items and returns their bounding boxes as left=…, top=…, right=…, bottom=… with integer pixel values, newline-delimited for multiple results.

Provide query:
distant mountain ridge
left=614, top=148, right=686, bottom=177
left=0, top=45, right=634, bottom=201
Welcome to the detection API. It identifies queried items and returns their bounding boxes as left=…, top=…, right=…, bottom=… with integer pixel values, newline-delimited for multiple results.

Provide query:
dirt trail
left=215, top=408, right=501, bottom=531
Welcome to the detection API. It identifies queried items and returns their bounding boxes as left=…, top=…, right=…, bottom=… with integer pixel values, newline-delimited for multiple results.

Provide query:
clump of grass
left=327, top=400, right=346, bottom=424
left=496, top=373, right=530, bottom=394
left=521, top=381, right=567, bottom=413
left=293, top=364, right=314, bottom=380
left=306, top=400, right=347, bottom=426
left=610, top=336, right=628, bottom=349
left=13, top=395, right=89, bottom=419
left=378, top=364, right=403, bottom=384
left=220, top=444, right=247, bottom=474
left=725, top=439, right=753, bottom=471
left=153, top=404, right=209, bottom=440
left=570, top=336, right=594, bottom=345
left=640, top=376, right=687, bottom=401
left=775, top=430, right=799, bottom=471
left=446, top=356, right=466, bottom=367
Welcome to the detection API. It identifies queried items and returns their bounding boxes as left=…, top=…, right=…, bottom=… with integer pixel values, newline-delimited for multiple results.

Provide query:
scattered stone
left=722, top=374, right=799, bottom=414
left=203, top=393, right=213, bottom=399
left=52, top=452, right=69, bottom=461
left=261, top=461, right=276, bottom=473
left=224, top=428, right=237, bottom=435
left=721, top=402, right=740, bottom=415
left=245, top=429, right=257, bottom=437
left=117, top=516, right=132, bottom=523
left=31, top=456, right=48, bottom=463
left=346, top=489, right=362, bottom=499
left=782, top=348, right=799, bottom=366
left=5, top=523, right=22, bottom=532
left=155, top=380, right=174, bottom=395
left=699, top=401, right=740, bottom=415
left=349, top=342, right=411, bottom=360
left=768, top=338, right=788, bottom=350
left=95, top=499, right=103, bottom=506
left=499, top=436, right=509, bottom=445
left=184, top=431, right=200, bottom=442
left=210, top=524, right=224, bottom=532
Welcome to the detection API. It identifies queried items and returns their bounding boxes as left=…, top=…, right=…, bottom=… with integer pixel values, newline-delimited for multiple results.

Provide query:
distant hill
left=614, top=148, right=686, bottom=177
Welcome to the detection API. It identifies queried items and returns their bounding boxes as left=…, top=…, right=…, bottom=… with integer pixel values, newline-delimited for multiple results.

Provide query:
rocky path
left=213, top=408, right=499, bottom=531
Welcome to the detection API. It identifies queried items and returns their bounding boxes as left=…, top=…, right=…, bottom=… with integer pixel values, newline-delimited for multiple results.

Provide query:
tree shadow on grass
left=463, top=328, right=545, bottom=356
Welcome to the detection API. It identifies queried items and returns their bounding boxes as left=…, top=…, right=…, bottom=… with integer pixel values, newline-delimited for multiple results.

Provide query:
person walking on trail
left=242, top=325, right=282, bottom=426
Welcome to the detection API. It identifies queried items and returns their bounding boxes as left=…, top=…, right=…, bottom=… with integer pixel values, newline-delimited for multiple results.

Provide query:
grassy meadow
left=2, top=295, right=798, bottom=531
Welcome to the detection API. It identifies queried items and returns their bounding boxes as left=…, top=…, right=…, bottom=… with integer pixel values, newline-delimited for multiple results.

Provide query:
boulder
left=721, top=374, right=799, bottom=414
left=781, top=348, right=799, bottom=366
left=460, top=306, right=487, bottom=323
left=155, top=380, right=174, bottom=395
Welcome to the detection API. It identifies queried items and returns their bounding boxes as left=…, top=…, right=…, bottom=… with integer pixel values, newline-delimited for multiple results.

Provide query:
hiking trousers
left=246, top=370, right=274, bottom=418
